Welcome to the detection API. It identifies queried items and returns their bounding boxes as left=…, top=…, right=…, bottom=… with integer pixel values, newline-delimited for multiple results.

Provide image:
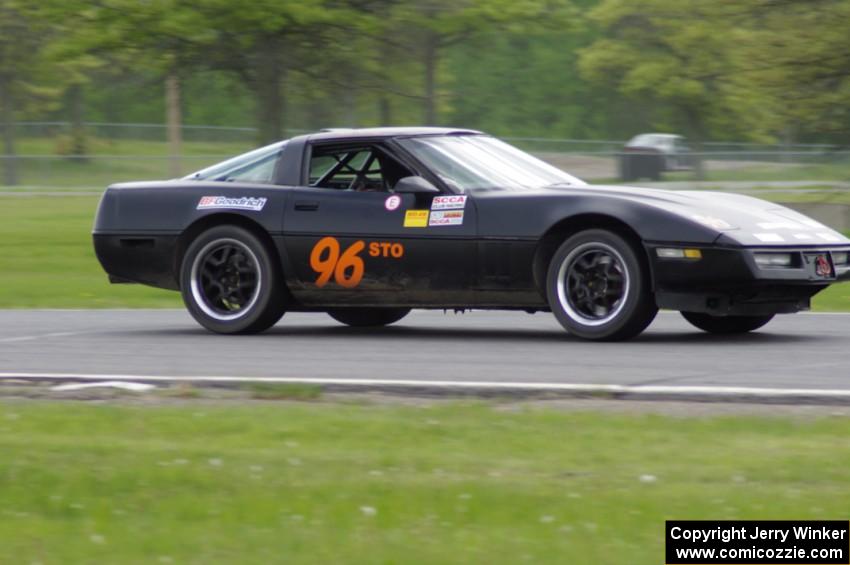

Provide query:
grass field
left=663, top=160, right=850, bottom=183
left=1, top=195, right=847, bottom=311
left=1, top=400, right=850, bottom=564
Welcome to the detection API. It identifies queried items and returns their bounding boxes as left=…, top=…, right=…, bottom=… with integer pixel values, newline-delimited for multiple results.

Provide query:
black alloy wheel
left=180, top=225, right=285, bottom=334
left=547, top=229, right=657, bottom=341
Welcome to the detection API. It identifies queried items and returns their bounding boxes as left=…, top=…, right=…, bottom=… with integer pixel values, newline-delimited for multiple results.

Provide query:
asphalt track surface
left=1, top=309, right=849, bottom=392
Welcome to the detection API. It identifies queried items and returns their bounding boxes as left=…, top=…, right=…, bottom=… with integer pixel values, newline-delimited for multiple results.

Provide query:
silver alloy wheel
left=556, top=241, right=631, bottom=327
left=189, top=238, right=263, bottom=322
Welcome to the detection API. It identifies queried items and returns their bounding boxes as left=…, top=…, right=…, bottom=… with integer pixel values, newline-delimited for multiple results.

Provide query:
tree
left=194, top=0, right=349, bottom=143
left=578, top=0, right=778, bottom=177
left=0, top=1, right=58, bottom=185
left=372, top=0, right=576, bottom=125
left=733, top=0, right=850, bottom=143
left=53, top=0, right=214, bottom=173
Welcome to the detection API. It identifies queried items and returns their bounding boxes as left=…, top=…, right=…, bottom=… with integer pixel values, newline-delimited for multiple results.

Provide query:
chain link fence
left=1, top=123, right=849, bottom=191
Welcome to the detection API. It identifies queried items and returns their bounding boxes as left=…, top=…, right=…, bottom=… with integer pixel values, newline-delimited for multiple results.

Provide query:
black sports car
left=93, top=127, right=850, bottom=340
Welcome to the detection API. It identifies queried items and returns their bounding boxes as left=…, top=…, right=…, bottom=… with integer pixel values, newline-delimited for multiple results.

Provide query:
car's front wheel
left=180, top=225, right=286, bottom=334
left=546, top=229, right=657, bottom=341
left=680, top=312, right=774, bottom=334
left=327, top=307, right=410, bottom=327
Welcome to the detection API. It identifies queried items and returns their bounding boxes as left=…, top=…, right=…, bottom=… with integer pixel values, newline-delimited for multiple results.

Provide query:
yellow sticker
left=404, top=209, right=429, bottom=228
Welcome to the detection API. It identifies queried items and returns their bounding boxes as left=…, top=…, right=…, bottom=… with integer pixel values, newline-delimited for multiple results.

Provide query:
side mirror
left=393, top=176, right=440, bottom=194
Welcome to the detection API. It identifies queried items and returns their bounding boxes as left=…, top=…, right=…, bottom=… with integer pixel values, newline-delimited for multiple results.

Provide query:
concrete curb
left=4, top=373, right=850, bottom=405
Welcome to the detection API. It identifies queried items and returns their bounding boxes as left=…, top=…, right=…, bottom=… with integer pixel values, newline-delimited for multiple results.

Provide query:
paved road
left=1, top=310, right=849, bottom=391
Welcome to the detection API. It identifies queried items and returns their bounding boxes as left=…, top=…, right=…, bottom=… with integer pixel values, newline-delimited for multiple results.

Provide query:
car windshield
left=397, top=135, right=585, bottom=192
left=186, top=141, right=287, bottom=182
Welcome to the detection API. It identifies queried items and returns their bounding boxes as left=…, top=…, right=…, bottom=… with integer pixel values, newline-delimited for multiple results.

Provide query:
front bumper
left=646, top=243, right=850, bottom=315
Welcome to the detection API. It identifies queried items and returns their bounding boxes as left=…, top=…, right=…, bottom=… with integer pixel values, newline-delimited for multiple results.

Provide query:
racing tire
left=546, top=229, right=657, bottom=341
left=680, top=312, right=774, bottom=334
left=327, top=307, right=411, bottom=327
left=180, top=225, right=286, bottom=334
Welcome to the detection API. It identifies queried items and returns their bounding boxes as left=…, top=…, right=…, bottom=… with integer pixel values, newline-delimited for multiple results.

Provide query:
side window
left=221, top=152, right=279, bottom=183
left=189, top=141, right=285, bottom=183
left=308, top=145, right=411, bottom=192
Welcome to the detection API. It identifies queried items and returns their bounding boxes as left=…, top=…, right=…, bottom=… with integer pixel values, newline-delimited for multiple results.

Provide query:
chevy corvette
left=93, top=128, right=850, bottom=340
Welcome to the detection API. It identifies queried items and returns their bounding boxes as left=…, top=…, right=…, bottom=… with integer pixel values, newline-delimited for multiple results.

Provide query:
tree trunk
left=423, top=33, right=438, bottom=125
left=378, top=96, right=392, bottom=126
left=254, top=36, right=285, bottom=144
left=165, top=73, right=182, bottom=177
left=68, top=83, right=87, bottom=162
left=691, top=139, right=705, bottom=181
left=343, top=87, right=358, bottom=127
left=0, top=74, right=16, bottom=186
left=685, top=109, right=706, bottom=181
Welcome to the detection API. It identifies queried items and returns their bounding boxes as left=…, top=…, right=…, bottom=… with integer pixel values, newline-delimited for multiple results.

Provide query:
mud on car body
left=93, top=127, right=850, bottom=341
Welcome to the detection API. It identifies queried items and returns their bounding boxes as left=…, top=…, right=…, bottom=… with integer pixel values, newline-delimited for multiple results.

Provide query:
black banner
left=666, top=520, right=849, bottom=564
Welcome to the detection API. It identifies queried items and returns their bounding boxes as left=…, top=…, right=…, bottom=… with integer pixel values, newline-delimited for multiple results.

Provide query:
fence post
left=166, top=73, right=182, bottom=178
left=0, top=74, right=17, bottom=186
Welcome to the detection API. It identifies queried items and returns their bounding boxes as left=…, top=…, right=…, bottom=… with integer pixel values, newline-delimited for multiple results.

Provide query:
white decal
left=384, top=195, right=401, bottom=211
left=429, top=210, right=464, bottom=226
left=757, top=221, right=806, bottom=230
left=692, top=214, right=733, bottom=230
left=793, top=233, right=812, bottom=240
left=753, top=233, right=784, bottom=243
left=431, top=195, right=467, bottom=211
left=197, top=196, right=267, bottom=212
left=817, top=232, right=841, bottom=242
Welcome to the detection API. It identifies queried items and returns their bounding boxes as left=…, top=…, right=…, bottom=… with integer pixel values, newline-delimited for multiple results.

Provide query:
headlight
left=754, top=253, right=795, bottom=268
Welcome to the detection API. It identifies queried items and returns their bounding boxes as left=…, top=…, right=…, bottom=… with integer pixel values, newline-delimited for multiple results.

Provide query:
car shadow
left=129, top=323, right=828, bottom=346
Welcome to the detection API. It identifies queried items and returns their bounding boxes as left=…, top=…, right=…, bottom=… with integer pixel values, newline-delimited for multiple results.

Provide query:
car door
left=282, top=141, right=478, bottom=306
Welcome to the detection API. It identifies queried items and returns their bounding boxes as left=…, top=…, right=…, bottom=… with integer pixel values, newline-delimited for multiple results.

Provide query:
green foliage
left=578, top=0, right=777, bottom=142
left=734, top=0, right=850, bottom=142
left=2, top=0, right=850, bottom=151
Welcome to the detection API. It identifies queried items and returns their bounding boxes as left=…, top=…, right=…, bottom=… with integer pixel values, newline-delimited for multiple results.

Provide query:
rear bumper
left=93, top=233, right=180, bottom=290
left=647, top=243, right=850, bottom=315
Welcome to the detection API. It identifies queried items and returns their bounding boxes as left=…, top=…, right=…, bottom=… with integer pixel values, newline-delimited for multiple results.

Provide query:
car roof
left=295, top=127, right=483, bottom=143
left=626, top=133, right=684, bottom=146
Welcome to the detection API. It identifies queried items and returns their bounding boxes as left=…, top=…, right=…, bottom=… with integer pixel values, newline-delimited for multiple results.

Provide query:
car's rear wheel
left=180, top=225, right=286, bottom=334
left=327, top=307, right=410, bottom=327
left=546, top=229, right=657, bottom=341
left=680, top=312, right=774, bottom=334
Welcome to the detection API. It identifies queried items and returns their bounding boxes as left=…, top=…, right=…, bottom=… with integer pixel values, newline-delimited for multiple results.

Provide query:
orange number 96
left=309, top=237, right=365, bottom=288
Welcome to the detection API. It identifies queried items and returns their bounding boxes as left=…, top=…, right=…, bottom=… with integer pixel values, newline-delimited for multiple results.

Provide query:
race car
left=93, top=127, right=850, bottom=340
left=619, top=133, right=692, bottom=181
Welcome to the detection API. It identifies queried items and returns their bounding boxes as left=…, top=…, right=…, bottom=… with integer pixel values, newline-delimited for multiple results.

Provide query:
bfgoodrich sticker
left=429, top=210, right=464, bottom=226
left=197, top=196, right=267, bottom=211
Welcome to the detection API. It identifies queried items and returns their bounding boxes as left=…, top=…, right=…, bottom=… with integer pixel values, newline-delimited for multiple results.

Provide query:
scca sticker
left=310, top=236, right=404, bottom=288
left=429, top=210, right=464, bottom=226
left=431, top=195, right=466, bottom=211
